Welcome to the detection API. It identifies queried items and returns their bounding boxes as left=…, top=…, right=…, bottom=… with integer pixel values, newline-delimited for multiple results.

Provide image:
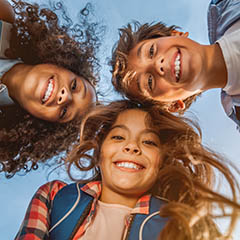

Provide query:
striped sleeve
left=15, top=180, right=66, bottom=240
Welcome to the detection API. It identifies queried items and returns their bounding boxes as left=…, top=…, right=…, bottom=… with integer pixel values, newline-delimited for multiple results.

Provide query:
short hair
left=110, top=21, right=201, bottom=113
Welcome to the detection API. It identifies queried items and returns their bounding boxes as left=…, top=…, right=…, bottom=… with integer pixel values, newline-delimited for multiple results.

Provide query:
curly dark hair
left=8, top=0, right=101, bottom=85
left=0, top=104, right=81, bottom=178
left=0, top=0, right=103, bottom=178
left=109, top=21, right=201, bottom=114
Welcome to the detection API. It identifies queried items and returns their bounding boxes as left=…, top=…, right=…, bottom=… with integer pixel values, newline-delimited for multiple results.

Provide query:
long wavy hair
left=66, top=100, right=240, bottom=240
left=0, top=0, right=103, bottom=178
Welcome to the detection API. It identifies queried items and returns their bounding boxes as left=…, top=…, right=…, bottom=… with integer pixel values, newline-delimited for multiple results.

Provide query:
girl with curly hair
left=0, top=0, right=102, bottom=177
left=15, top=100, right=240, bottom=240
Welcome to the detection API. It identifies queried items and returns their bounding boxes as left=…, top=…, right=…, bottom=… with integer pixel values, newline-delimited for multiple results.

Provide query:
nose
left=154, top=57, right=165, bottom=76
left=57, top=87, right=72, bottom=105
left=123, top=142, right=141, bottom=155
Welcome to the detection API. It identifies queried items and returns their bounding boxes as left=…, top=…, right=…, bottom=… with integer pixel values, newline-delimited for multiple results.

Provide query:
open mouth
left=42, top=76, right=55, bottom=104
left=174, top=48, right=181, bottom=82
left=114, top=161, right=145, bottom=171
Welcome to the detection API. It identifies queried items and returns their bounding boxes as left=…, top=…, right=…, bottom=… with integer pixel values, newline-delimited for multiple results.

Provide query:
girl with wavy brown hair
left=16, top=100, right=240, bottom=240
left=0, top=0, right=102, bottom=177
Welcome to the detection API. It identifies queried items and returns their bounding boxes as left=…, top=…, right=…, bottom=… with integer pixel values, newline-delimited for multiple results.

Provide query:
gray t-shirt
left=0, top=59, right=21, bottom=106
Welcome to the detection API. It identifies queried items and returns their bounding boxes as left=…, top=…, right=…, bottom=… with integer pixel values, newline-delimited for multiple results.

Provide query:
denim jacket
left=208, top=0, right=240, bottom=129
left=49, top=183, right=168, bottom=240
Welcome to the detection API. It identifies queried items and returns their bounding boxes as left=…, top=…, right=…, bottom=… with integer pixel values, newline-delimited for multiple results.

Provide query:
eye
left=71, top=78, right=77, bottom=91
left=148, top=75, right=153, bottom=92
left=143, top=140, right=158, bottom=146
left=60, top=105, right=68, bottom=119
left=111, top=135, right=125, bottom=140
left=149, top=44, right=154, bottom=58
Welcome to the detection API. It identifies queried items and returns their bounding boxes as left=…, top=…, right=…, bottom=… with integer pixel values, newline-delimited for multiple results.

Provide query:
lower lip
left=113, top=163, right=144, bottom=172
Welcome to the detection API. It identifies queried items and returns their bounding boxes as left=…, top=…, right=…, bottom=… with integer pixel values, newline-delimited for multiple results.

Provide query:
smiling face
left=99, top=109, right=163, bottom=200
left=127, top=36, right=206, bottom=102
left=14, top=64, right=96, bottom=122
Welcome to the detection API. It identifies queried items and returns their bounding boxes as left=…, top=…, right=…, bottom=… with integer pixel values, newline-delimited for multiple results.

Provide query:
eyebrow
left=110, top=125, right=160, bottom=139
left=66, top=109, right=74, bottom=122
left=142, top=129, right=160, bottom=138
left=135, top=74, right=153, bottom=99
left=82, top=78, right=87, bottom=99
left=137, top=41, right=146, bottom=59
left=59, top=108, right=68, bottom=122
left=136, top=77, right=143, bottom=94
left=110, top=125, right=128, bottom=131
left=134, top=43, right=147, bottom=96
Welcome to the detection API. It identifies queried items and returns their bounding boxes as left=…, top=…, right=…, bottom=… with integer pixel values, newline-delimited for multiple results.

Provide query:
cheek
left=101, top=141, right=119, bottom=158
left=149, top=154, right=162, bottom=185
left=98, top=154, right=111, bottom=184
left=19, top=99, right=38, bottom=115
left=154, top=80, right=173, bottom=95
left=99, top=143, right=111, bottom=166
left=27, top=104, right=58, bottom=121
left=156, top=39, right=172, bottom=51
left=149, top=151, right=163, bottom=171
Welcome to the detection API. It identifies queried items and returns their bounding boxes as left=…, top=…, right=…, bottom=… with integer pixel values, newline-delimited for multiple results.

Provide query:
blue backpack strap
left=49, top=182, right=94, bottom=240
left=128, top=196, right=168, bottom=240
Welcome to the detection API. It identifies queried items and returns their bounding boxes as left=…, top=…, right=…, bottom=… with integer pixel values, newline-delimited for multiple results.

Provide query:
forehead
left=34, top=63, right=62, bottom=71
left=113, top=109, right=148, bottom=129
left=33, top=64, right=74, bottom=79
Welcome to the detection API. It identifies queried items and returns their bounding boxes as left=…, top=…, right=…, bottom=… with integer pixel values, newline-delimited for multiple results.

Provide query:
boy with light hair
left=110, top=0, right=240, bottom=128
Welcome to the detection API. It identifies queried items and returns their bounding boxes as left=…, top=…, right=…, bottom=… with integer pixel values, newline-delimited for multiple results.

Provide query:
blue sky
left=1, top=0, right=240, bottom=239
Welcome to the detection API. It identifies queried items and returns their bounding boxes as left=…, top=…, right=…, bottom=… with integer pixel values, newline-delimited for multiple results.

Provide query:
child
left=1, top=0, right=99, bottom=122
left=110, top=0, right=240, bottom=128
left=15, top=100, right=240, bottom=239
left=0, top=0, right=102, bottom=177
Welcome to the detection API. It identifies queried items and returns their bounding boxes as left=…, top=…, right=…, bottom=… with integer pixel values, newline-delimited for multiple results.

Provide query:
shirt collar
left=81, top=181, right=151, bottom=215
left=81, top=181, right=102, bottom=199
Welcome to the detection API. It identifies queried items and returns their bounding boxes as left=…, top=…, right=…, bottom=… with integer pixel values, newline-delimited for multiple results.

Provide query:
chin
left=114, top=183, right=143, bottom=194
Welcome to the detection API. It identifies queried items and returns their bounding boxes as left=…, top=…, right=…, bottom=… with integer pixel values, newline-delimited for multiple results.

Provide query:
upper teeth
left=174, top=53, right=181, bottom=80
left=116, top=162, right=142, bottom=170
left=42, top=79, right=53, bottom=103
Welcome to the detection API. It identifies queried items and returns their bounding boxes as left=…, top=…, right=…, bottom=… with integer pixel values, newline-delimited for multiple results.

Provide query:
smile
left=42, top=76, right=54, bottom=104
left=114, top=161, right=144, bottom=171
left=174, top=49, right=181, bottom=82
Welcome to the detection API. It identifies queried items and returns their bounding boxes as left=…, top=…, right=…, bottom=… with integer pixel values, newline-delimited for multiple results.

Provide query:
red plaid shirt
left=15, top=180, right=151, bottom=240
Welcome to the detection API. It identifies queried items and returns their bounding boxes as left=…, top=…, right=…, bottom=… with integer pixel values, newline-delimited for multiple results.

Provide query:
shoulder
left=208, top=0, right=240, bottom=43
left=39, top=180, right=67, bottom=192
left=0, top=0, right=15, bottom=23
left=0, top=59, right=22, bottom=74
left=35, top=180, right=67, bottom=202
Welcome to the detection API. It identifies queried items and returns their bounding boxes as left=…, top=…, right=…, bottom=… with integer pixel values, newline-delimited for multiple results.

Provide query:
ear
left=167, top=100, right=185, bottom=113
left=171, top=30, right=189, bottom=37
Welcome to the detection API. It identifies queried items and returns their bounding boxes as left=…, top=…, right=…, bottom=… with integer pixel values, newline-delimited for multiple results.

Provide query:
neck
left=202, top=43, right=227, bottom=90
left=1, top=63, right=32, bottom=100
left=100, top=186, right=142, bottom=208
